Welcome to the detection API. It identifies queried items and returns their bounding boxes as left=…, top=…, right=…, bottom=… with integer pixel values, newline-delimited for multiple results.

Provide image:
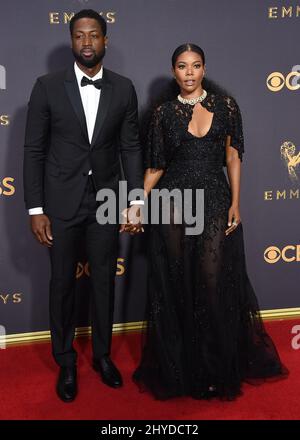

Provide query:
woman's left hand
left=225, top=205, right=241, bottom=236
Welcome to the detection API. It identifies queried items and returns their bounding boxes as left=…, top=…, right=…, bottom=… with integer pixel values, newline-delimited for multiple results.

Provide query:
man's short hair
left=70, top=9, right=107, bottom=36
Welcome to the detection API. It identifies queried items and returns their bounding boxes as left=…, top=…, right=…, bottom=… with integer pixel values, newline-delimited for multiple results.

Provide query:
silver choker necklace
left=177, top=89, right=207, bottom=105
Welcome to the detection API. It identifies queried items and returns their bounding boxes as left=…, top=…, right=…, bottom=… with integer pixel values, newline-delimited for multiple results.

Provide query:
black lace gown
left=133, top=93, right=288, bottom=400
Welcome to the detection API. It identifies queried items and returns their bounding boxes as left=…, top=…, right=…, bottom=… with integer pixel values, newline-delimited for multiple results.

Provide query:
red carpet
left=0, top=319, right=299, bottom=420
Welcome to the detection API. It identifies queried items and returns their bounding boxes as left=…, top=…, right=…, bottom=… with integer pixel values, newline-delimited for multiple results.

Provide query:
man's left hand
left=119, top=205, right=144, bottom=234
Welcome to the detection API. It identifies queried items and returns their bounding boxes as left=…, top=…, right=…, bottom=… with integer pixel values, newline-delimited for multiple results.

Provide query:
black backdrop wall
left=0, top=0, right=299, bottom=339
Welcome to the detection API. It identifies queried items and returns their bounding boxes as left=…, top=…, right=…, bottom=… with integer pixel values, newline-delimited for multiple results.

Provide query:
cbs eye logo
left=267, top=67, right=300, bottom=92
left=0, top=177, right=15, bottom=196
left=264, top=245, right=300, bottom=263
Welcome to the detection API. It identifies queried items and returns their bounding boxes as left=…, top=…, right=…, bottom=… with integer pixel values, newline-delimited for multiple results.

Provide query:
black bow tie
left=81, top=76, right=103, bottom=90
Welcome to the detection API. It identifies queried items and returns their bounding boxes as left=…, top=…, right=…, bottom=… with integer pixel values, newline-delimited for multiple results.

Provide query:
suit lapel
left=64, top=67, right=89, bottom=144
left=91, top=69, right=112, bottom=148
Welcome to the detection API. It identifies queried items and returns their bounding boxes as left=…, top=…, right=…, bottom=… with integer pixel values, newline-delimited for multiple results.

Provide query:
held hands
left=119, top=205, right=144, bottom=235
left=225, top=205, right=241, bottom=236
left=31, top=214, right=53, bottom=247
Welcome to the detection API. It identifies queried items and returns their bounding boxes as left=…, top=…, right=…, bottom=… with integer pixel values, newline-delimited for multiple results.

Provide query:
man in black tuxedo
left=23, top=9, right=144, bottom=402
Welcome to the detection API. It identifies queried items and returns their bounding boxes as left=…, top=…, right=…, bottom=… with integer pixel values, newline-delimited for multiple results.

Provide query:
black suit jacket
left=23, top=66, right=144, bottom=219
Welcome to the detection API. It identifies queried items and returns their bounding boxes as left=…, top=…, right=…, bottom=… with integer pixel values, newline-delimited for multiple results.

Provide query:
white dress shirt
left=75, top=61, right=102, bottom=145
left=29, top=62, right=142, bottom=215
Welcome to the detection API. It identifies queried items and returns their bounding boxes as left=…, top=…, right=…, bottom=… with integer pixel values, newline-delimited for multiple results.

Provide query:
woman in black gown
left=133, top=44, right=288, bottom=400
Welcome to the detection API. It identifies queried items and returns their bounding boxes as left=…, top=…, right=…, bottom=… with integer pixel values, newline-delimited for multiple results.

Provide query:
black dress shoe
left=191, top=385, right=218, bottom=400
left=56, top=366, right=77, bottom=402
left=93, top=356, right=123, bottom=388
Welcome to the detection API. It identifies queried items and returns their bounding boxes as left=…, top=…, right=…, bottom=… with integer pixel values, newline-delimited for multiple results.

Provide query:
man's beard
left=72, top=47, right=106, bottom=68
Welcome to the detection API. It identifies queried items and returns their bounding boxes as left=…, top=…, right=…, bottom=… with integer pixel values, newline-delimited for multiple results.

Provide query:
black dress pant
left=48, top=176, right=119, bottom=367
